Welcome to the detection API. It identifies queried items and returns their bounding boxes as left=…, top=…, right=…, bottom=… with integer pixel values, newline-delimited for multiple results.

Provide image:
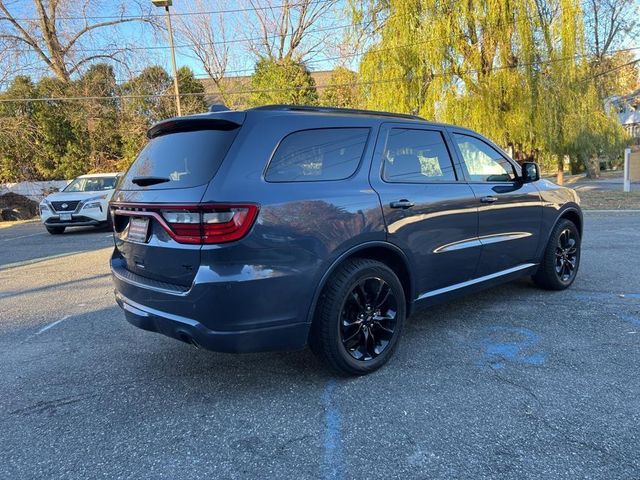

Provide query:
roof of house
left=200, top=70, right=335, bottom=108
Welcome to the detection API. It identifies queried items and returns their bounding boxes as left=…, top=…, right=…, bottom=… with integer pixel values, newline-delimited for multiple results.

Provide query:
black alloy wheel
left=533, top=218, right=581, bottom=290
left=340, top=277, right=398, bottom=361
left=555, top=228, right=578, bottom=282
left=310, top=258, right=406, bottom=375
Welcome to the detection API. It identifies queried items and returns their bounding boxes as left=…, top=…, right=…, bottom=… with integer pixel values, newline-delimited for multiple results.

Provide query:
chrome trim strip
left=416, top=263, right=537, bottom=300
left=433, top=232, right=532, bottom=254
left=433, top=238, right=482, bottom=254
left=478, top=231, right=532, bottom=246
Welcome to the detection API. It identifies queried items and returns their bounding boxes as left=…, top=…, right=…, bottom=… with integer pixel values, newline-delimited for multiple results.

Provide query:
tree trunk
left=585, top=155, right=601, bottom=179
left=556, top=156, right=564, bottom=185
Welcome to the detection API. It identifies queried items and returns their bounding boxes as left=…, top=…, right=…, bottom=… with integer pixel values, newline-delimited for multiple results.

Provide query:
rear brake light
left=158, top=204, right=258, bottom=244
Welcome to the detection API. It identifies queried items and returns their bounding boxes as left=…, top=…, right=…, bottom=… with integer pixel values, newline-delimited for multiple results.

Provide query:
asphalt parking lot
left=1, top=213, right=639, bottom=479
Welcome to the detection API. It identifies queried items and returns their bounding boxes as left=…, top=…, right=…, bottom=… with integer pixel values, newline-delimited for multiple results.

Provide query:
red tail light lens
left=158, top=204, right=259, bottom=244
left=202, top=206, right=258, bottom=244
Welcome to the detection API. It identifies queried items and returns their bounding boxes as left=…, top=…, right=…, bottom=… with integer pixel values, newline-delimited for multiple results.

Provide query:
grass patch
left=578, top=190, right=640, bottom=210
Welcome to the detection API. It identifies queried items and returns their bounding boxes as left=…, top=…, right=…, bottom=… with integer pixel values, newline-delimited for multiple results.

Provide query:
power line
left=1, top=0, right=335, bottom=22
left=0, top=4, right=589, bottom=55
left=1, top=47, right=637, bottom=104
left=2, top=19, right=352, bottom=55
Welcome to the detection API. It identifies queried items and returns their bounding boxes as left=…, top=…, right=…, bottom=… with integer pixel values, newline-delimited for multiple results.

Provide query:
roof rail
left=249, top=104, right=424, bottom=121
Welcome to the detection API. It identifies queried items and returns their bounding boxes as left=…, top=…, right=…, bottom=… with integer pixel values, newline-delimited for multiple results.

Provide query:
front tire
left=46, top=226, right=65, bottom=235
left=310, top=258, right=406, bottom=376
left=532, top=218, right=581, bottom=290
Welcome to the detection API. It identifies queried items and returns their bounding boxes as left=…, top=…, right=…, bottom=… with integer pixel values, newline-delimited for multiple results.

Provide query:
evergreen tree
left=249, top=58, right=318, bottom=106
left=320, top=67, right=359, bottom=108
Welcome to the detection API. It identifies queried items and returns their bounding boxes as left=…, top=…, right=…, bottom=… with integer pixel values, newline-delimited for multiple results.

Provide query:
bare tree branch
left=244, top=0, right=339, bottom=61
left=176, top=0, right=231, bottom=104
left=0, top=0, right=155, bottom=82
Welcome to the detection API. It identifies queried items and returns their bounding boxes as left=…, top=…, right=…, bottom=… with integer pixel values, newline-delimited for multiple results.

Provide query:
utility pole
left=152, top=0, right=181, bottom=116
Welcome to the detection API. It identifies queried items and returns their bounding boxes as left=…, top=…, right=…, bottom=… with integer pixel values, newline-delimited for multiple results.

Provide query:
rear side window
left=120, top=129, right=239, bottom=190
left=265, top=128, right=370, bottom=182
left=382, top=129, right=456, bottom=183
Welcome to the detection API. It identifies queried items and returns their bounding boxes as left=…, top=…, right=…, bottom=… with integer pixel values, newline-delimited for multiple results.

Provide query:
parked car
left=110, top=106, right=582, bottom=375
left=40, top=173, right=121, bottom=234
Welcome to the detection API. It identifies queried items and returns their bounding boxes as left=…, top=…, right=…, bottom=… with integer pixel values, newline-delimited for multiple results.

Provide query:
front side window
left=265, top=128, right=370, bottom=182
left=382, top=129, right=456, bottom=183
left=453, top=134, right=516, bottom=182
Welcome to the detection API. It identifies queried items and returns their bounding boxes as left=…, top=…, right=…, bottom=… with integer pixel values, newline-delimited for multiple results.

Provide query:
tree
left=70, top=64, right=121, bottom=173
left=0, top=0, right=154, bottom=82
left=118, top=66, right=206, bottom=168
left=582, top=0, right=639, bottom=98
left=320, top=67, right=359, bottom=108
left=244, top=0, right=339, bottom=61
left=176, top=0, right=231, bottom=105
left=248, top=58, right=318, bottom=106
left=177, top=67, right=207, bottom=116
left=355, top=0, right=628, bottom=181
left=119, top=66, right=172, bottom=167
left=0, top=76, right=41, bottom=181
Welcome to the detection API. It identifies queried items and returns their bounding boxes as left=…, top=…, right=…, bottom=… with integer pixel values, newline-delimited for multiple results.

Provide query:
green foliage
left=248, top=58, right=318, bottom=107
left=0, top=65, right=209, bottom=180
left=178, top=66, right=208, bottom=115
left=319, top=67, right=359, bottom=108
left=357, top=0, right=629, bottom=174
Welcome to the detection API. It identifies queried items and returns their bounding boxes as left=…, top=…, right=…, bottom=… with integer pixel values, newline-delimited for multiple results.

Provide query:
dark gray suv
left=110, top=105, right=582, bottom=375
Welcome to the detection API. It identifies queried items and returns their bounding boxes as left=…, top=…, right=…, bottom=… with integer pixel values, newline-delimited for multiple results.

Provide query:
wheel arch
left=558, top=205, right=583, bottom=236
left=305, top=241, right=415, bottom=325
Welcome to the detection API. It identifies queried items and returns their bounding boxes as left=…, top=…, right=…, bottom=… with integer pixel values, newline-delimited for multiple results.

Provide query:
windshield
left=120, top=129, right=239, bottom=190
left=64, top=176, right=118, bottom=192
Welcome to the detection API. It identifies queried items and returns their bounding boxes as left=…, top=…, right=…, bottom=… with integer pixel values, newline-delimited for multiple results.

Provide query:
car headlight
left=39, top=203, right=49, bottom=214
left=83, top=201, right=103, bottom=210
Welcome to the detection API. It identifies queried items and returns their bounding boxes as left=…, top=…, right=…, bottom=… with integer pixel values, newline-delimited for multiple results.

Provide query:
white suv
left=39, top=173, right=120, bottom=234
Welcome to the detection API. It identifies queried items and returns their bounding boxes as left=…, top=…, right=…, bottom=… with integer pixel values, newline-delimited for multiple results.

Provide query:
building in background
left=200, top=71, right=334, bottom=108
left=607, top=88, right=640, bottom=145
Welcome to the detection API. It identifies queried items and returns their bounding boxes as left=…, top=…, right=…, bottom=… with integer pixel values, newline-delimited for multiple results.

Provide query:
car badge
left=61, top=203, right=68, bottom=209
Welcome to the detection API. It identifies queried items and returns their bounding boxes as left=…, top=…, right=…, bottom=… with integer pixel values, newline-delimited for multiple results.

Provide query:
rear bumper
left=115, top=291, right=309, bottom=353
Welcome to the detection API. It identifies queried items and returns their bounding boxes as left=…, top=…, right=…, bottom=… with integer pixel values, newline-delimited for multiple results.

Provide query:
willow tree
left=355, top=0, right=625, bottom=179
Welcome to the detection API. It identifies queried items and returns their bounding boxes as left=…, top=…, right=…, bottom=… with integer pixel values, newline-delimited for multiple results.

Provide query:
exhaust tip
left=177, top=331, right=200, bottom=349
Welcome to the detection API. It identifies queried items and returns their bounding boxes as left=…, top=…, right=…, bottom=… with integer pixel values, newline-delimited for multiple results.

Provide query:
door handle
left=390, top=200, right=415, bottom=209
left=480, top=196, right=498, bottom=203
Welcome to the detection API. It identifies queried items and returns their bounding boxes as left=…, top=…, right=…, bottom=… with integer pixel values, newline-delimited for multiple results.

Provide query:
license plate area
left=127, top=217, right=149, bottom=243
left=59, top=213, right=72, bottom=221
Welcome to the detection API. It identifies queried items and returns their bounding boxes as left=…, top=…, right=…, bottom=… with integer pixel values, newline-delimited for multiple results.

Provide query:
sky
left=0, top=0, right=352, bottom=87
left=0, top=0, right=637, bottom=90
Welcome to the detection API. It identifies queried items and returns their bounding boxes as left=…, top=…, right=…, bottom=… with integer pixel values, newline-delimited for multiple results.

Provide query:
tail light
left=113, top=204, right=259, bottom=245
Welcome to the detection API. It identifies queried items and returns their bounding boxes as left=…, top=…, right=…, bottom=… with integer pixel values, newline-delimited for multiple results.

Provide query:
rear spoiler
left=147, top=111, right=246, bottom=139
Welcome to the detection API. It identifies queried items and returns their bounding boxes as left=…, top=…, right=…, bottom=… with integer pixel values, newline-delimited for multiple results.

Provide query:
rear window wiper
left=131, top=176, right=171, bottom=187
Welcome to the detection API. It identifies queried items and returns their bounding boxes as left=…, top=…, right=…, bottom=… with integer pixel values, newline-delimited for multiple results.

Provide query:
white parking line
left=36, top=315, right=71, bottom=335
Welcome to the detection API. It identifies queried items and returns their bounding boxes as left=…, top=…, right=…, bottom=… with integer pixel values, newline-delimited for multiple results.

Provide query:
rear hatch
left=111, top=113, right=246, bottom=287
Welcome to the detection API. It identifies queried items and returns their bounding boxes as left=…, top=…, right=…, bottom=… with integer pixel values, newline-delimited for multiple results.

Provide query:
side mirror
left=521, top=162, right=540, bottom=183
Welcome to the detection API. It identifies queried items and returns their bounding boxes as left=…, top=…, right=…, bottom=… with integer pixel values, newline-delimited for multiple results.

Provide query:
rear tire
left=309, top=258, right=406, bottom=376
left=532, top=218, right=580, bottom=290
left=46, top=226, right=65, bottom=235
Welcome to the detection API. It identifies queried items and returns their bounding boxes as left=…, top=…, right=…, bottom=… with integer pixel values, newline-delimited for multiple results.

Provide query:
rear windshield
left=120, top=129, right=239, bottom=190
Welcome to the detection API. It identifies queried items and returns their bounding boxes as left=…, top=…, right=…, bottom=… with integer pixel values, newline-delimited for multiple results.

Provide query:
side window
left=382, top=129, right=456, bottom=183
left=265, top=128, right=370, bottom=182
left=453, top=134, right=516, bottom=182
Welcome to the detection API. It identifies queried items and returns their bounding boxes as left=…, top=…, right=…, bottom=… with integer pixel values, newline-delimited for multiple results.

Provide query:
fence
left=0, top=180, right=70, bottom=202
